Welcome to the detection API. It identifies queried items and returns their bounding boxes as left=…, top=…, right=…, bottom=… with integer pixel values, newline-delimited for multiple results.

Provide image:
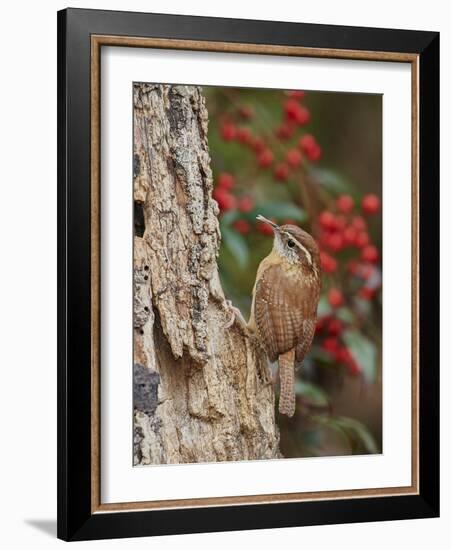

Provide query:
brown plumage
left=248, top=216, right=321, bottom=417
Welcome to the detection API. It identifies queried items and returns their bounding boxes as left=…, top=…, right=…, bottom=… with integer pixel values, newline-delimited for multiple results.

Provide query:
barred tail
left=278, top=348, right=296, bottom=417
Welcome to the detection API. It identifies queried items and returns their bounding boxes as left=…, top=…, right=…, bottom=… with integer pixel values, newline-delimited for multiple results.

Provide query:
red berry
left=236, top=127, right=253, bottom=145
left=359, top=287, right=376, bottom=300
left=284, top=99, right=301, bottom=121
left=336, top=215, right=347, bottom=230
left=276, top=123, right=295, bottom=140
left=220, top=122, right=236, bottom=141
left=238, top=196, right=254, bottom=213
left=257, top=149, right=274, bottom=168
left=319, top=210, right=337, bottom=230
left=327, top=318, right=343, bottom=336
left=326, top=258, right=337, bottom=273
left=285, top=148, right=303, bottom=168
left=273, top=162, right=290, bottom=182
left=361, top=244, right=379, bottom=263
left=362, top=193, right=381, bottom=214
left=257, top=219, right=276, bottom=236
left=298, top=134, right=321, bottom=161
left=320, top=251, right=337, bottom=273
left=346, top=359, right=362, bottom=376
left=315, top=317, right=327, bottom=334
left=327, top=232, right=344, bottom=252
left=334, top=346, right=361, bottom=376
left=233, top=219, right=251, bottom=235
left=286, top=90, right=305, bottom=100
left=336, top=194, right=354, bottom=214
left=335, top=346, right=352, bottom=364
left=306, top=143, right=321, bottom=161
left=323, top=337, right=339, bottom=353
left=347, top=259, right=359, bottom=275
left=343, top=226, right=358, bottom=245
left=252, top=137, right=266, bottom=154
left=355, top=231, right=370, bottom=248
left=294, top=105, right=311, bottom=125
left=213, top=188, right=236, bottom=212
left=298, top=134, right=316, bottom=151
left=328, top=288, right=344, bottom=308
left=217, top=172, right=235, bottom=191
left=238, top=104, right=254, bottom=120
left=351, top=215, right=367, bottom=231
left=284, top=99, right=311, bottom=126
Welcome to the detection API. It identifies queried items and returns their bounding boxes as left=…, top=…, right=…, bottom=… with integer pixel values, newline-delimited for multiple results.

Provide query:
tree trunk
left=133, top=83, right=280, bottom=465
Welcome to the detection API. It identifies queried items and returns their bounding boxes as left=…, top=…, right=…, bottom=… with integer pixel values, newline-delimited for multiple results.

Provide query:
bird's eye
left=287, top=239, right=295, bottom=249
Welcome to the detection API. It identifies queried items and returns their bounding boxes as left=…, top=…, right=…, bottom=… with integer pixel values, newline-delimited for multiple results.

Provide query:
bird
left=247, top=215, right=321, bottom=417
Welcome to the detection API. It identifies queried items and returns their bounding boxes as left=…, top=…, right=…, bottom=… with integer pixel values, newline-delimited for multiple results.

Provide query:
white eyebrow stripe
left=282, top=231, right=312, bottom=264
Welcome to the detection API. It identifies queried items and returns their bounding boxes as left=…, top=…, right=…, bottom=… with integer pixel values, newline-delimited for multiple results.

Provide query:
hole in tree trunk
left=134, top=201, right=145, bottom=237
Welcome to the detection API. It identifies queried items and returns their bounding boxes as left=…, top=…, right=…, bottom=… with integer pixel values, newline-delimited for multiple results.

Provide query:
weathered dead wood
left=133, top=83, right=280, bottom=465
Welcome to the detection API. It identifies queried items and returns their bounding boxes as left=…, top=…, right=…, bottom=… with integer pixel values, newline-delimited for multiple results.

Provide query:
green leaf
left=310, top=167, right=356, bottom=195
left=317, top=295, right=332, bottom=317
left=220, top=224, right=249, bottom=269
left=342, top=329, right=377, bottom=384
left=220, top=210, right=240, bottom=225
left=334, top=416, right=380, bottom=454
left=309, top=346, right=336, bottom=365
left=254, top=202, right=307, bottom=223
left=313, top=415, right=379, bottom=454
left=295, top=381, right=329, bottom=407
left=336, top=307, right=355, bottom=324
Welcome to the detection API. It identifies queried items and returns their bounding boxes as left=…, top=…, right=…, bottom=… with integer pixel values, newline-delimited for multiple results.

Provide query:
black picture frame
left=57, top=7, right=439, bottom=541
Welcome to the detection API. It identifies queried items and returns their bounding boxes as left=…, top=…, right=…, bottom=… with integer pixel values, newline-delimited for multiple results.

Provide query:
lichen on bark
left=133, top=83, right=280, bottom=465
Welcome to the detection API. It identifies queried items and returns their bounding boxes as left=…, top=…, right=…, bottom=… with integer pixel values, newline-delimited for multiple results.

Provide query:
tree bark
left=133, top=83, right=280, bottom=465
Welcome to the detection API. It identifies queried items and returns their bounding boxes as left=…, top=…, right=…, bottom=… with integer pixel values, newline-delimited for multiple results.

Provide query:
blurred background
left=204, top=86, right=382, bottom=458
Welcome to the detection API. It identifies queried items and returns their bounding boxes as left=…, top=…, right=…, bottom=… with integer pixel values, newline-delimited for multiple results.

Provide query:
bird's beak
left=256, top=214, right=279, bottom=231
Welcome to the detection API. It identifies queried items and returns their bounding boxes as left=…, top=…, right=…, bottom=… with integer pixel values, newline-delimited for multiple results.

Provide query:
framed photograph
left=57, top=8, right=439, bottom=541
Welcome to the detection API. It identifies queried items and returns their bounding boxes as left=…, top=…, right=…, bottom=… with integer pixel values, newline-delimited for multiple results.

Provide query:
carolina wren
left=248, top=215, right=321, bottom=417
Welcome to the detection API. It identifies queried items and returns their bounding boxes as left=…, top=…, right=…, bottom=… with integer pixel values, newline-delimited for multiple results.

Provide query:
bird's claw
left=224, top=300, right=250, bottom=336
left=262, top=371, right=276, bottom=387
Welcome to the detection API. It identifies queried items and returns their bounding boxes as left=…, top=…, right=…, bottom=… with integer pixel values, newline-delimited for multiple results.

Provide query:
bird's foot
left=260, top=363, right=276, bottom=387
left=224, top=300, right=250, bottom=337
left=262, top=374, right=275, bottom=387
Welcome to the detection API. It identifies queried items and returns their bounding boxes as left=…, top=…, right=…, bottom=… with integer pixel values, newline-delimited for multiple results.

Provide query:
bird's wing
left=295, top=319, right=316, bottom=364
left=254, top=264, right=316, bottom=362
